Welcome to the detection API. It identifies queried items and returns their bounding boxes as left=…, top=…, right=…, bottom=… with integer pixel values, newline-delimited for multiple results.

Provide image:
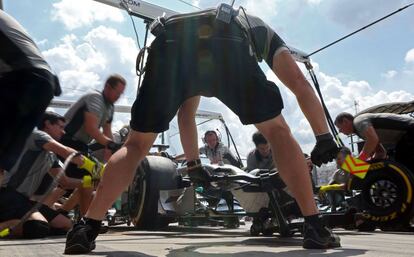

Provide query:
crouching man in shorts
left=65, top=7, right=340, bottom=254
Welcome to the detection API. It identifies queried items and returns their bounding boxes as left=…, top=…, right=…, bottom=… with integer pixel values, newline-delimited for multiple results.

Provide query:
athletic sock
left=304, top=214, right=330, bottom=237
left=83, top=217, right=102, bottom=241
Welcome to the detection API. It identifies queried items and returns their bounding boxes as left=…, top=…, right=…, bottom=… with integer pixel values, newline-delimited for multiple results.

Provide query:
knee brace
left=22, top=220, right=50, bottom=239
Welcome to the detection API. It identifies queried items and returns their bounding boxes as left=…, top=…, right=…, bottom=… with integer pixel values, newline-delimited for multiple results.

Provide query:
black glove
left=187, top=166, right=212, bottom=185
left=311, top=137, right=339, bottom=167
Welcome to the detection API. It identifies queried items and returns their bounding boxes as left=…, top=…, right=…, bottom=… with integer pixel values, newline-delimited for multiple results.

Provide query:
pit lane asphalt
left=0, top=223, right=413, bottom=257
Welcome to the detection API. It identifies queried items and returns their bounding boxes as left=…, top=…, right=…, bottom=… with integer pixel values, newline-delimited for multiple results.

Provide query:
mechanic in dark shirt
left=62, top=74, right=126, bottom=215
left=65, top=8, right=339, bottom=254
left=0, top=112, right=85, bottom=238
left=246, top=131, right=274, bottom=172
left=334, top=112, right=414, bottom=171
left=0, top=10, right=60, bottom=173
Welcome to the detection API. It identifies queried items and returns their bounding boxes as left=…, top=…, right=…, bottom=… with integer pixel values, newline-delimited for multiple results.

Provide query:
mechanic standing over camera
left=64, top=5, right=340, bottom=254
left=61, top=74, right=126, bottom=216
left=0, top=10, right=61, bottom=175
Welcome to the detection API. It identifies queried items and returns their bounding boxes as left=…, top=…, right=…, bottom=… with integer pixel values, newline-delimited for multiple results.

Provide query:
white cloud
left=42, top=25, right=138, bottom=106
left=405, top=48, right=414, bottom=63
left=51, top=0, right=124, bottom=30
left=325, top=0, right=407, bottom=28
left=307, top=0, right=322, bottom=4
left=42, top=1, right=414, bottom=158
left=381, top=70, right=398, bottom=79
left=241, top=0, right=280, bottom=21
left=188, top=0, right=280, bottom=22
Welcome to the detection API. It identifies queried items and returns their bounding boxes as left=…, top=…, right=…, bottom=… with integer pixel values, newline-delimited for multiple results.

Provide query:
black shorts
left=0, top=68, right=55, bottom=170
left=60, top=137, right=90, bottom=179
left=0, top=188, right=59, bottom=222
left=130, top=15, right=283, bottom=133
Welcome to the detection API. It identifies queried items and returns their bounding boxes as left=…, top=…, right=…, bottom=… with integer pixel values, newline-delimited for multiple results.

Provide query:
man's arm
left=42, top=140, right=84, bottom=166
left=372, top=143, right=387, bottom=160
left=101, top=121, right=114, bottom=161
left=102, top=122, right=113, bottom=140
left=360, top=125, right=380, bottom=160
left=84, top=112, right=112, bottom=146
left=48, top=167, right=82, bottom=189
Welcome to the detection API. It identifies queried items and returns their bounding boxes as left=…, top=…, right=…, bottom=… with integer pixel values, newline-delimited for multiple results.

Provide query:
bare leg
left=42, top=187, right=66, bottom=208
left=0, top=212, right=48, bottom=237
left=78, top=187, right=94, bottom=216
left=0, top=219, right=21, bottom=236
left=177, top=96, right=201, bottom=162
left=49, top=214, right=72, bottom=231
left=272, top=50, right=329, bottom=135
left=61, top=189, right=80, bottom=212
left=256, top=115, right=318, bottom=216
left=85, top=131, right=157, bottom=220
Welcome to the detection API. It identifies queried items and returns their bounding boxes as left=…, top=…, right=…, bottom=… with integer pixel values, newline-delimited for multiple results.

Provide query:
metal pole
left=0, top=0, right=4, bottom=10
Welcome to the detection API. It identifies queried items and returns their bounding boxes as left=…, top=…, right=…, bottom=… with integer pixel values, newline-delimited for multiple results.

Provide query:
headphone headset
left=202, top=130, right=222, bottom=145
left=119, top=126, right=130, bottom=142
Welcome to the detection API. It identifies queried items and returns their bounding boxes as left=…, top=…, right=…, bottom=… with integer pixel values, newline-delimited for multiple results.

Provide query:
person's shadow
left=164, top=238, right=367, bottom=257
left=89, top=250, right=156, bottom=257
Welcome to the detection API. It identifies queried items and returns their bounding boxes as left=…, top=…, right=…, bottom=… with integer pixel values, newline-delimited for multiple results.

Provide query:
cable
left=240, top=6, right=259, bottom=59
left=221, top=119, right=243, bottom=167
left=177, top=0, right=201, bottom=10
left=306, top=2, right=414, bottom=58
left=305, top=62, right=344, bottom=147
left=120, top=1, right=141, bottom=50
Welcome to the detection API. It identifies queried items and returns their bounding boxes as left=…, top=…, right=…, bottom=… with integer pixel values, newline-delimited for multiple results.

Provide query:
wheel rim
left=368, top=179, right=398, bottom=208
left=128, top=168, right=147, bottom=225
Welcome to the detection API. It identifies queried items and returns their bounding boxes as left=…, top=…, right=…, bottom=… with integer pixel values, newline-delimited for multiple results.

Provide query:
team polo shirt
left=353, top=113, right=414, bottom=145
left=246, top=149, right=274, bottom=172
left=1, top=130, right=59, bottom=197
left=64, top=90, right=114, bottom=144
left=235, top=12, right=288, bottom=67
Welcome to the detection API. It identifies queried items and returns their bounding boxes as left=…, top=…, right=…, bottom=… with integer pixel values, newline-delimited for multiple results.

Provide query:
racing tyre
left=359, top=160, right=414, bottom=226
left=128, top=156, right=179, bottom=230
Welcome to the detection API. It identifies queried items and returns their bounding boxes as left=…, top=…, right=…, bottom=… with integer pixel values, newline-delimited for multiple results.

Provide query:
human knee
left=22, top=220, right=50, bottom=239
left=257, top=116, right=291, bottom=139
left=124, top=139, right=150, bottom=154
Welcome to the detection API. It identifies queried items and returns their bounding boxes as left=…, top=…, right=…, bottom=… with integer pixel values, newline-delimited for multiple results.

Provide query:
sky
left=3, top=0, right=414, bottom=158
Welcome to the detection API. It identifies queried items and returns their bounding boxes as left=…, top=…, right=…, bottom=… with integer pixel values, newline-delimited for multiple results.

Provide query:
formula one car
left=118, top=152, right=414, bottom=236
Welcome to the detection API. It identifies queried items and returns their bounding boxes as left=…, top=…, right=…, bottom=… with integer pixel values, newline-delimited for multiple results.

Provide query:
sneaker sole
left=303, top=238, right=341, bottom=249
left=64, top=234, right=95, bottom=254
left=64, top=243, right=91, bottom=254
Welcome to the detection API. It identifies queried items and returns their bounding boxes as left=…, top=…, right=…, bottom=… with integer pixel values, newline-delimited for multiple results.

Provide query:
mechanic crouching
left=64, top=6, right=340, bottom=254
left=0, top=112, right=87, bottom=238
